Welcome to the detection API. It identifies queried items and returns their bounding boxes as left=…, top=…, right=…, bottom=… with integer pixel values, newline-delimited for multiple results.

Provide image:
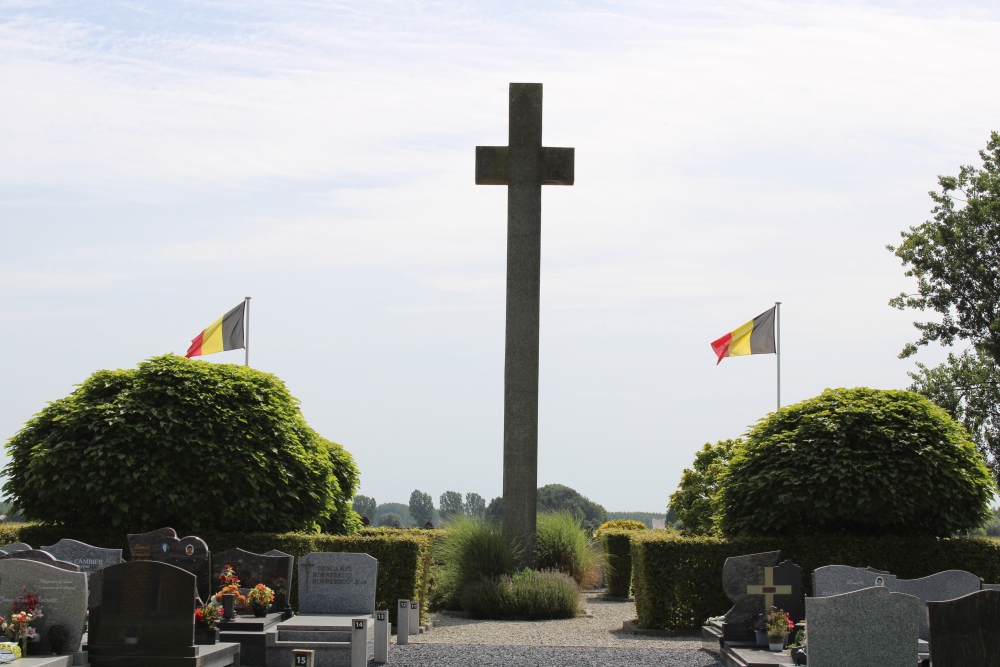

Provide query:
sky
left=2, top=0, right=999, bottom=513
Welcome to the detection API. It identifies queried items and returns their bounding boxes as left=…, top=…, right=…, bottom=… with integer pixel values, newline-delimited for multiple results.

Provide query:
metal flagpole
left=245, top=296, right=251, bottom=367
left=775, top=301, right=781, bottom=410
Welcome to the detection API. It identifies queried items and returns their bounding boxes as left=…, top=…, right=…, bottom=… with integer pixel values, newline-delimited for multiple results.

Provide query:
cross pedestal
left=476, top=83, right=574, bottom=566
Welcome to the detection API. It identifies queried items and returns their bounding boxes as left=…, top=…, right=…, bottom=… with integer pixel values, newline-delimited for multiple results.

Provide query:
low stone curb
left=621, top=620, right=701, bottom=637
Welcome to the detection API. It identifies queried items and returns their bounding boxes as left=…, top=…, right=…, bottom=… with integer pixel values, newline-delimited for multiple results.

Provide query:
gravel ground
left=379, top=644, right=724, bottom=667
left=389, top=593, right=724, bottom=666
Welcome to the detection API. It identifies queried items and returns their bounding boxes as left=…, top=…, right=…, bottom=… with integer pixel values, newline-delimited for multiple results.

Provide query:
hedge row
left=0, top=524, right=434, bottom=626
left=599, top=530, right=634, bottom=598
left=630, top=532, right=1000, bottom=631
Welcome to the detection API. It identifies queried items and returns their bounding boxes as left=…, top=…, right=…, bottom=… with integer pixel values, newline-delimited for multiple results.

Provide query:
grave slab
left=41, top=539, right=123, bottom=577
left=0, top=559, right=88, bottom=655
left=127, top=527, right=211, bottom=601
left=812, top=564, right=896, bottom=597
left=895, top=569, right=983, bottom=640
left=721, top=551, right=779, bottom=641
left=297, top=553, right=376, bottom=615
left=805, top=586, right=919, bottom=667
left=927, top=589, right=1000, bottom=667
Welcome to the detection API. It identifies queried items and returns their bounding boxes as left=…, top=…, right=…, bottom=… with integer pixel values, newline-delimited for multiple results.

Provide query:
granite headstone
left=812, top=565, right=897, bottom=597
left=0, top=549, right=80, bottom=572
left=297, top=552, right=377, bottom=615
left=0, top=543, right=31, bottom=553
left=721, top=551, right=779, bottom=641
left=0, top=558, right=87, bottom=654
left=771, top=560, right=804, bottom=623
left=805, top=586, right=919, bottom=667
left=896, top=570, right=983, bottom=640
left=89, top=560, right=196, bottom=647
left=927, top=589, right=1000, bottom=667
left=211, top=548, right=293, bottom=616
left=41, top=539, right=123, bottom=577
left=127, top=527, right=210, bottom=600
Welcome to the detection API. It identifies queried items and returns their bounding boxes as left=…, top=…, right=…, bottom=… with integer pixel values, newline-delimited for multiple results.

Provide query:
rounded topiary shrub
left=3, top=354, right=360, bottom=534
left=719, top=387, right=995, bottom=537
left=595, top=519, right=648, bottom=536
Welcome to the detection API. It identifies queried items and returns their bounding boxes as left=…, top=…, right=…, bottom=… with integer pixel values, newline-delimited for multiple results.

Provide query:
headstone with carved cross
left=475, top=82, right=574, bottom=567
left=721, top=551, right=780, bottom=641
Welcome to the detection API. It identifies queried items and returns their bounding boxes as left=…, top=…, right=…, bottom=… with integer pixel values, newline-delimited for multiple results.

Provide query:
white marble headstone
left=297, top=552, right=377, bottom=615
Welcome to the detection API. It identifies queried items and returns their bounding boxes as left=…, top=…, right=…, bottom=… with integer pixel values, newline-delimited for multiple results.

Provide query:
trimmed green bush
left=631, top=531, right=1000, bottom=631
left=600, top=530, right=636, bottom=598
left=0, top=524, right=430, bottom=627
left=461, top=570, right=579, bottom=620
left=596, top=520, right=647, bottom=537
left=535, top=512, right=604, bottom=588
left=3, top=355, right=360, bottom=534
left=720, top=388, right=996, bottom=536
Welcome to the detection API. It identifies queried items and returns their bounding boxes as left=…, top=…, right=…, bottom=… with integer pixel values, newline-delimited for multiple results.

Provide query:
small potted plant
left=765, top=608, right=793, bottom=652
left=47, top=624, right=70, bottom=654
left=5, top=588, right=43, bottom=655
left=751, top=612, right=768, bottom=646
left=789, top=627, right=807, bottom=664
left=246, top=584, right=275, bottom=618
left=194, top=600, right=222, bottom=645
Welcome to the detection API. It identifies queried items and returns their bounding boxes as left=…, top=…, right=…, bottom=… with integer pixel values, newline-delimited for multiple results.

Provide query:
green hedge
left=600, top=530, right=634, bottom=598
left=0, top=524, right=433, bottom=626
left=631, top=532, right=1000, bottom=631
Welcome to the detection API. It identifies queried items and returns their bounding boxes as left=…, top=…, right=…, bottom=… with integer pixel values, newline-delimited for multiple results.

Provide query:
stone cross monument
left=476, top=83, right=574, bottom=565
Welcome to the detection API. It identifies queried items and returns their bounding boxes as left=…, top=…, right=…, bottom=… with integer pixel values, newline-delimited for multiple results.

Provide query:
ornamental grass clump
left=535, top=511, right=604, bottom=588
left=432, top=516, right=520, bottom=609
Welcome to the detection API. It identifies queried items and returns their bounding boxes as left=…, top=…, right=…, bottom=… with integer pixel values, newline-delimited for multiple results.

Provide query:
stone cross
left=476, top=83, right=574, bottom=566
left=746, top=566, right=792, bottom=611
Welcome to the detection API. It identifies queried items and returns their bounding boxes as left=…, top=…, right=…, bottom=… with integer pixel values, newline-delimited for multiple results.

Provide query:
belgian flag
left=186, top=301, right=246, bottom=358
left=711, top=306, right=776, bottom=365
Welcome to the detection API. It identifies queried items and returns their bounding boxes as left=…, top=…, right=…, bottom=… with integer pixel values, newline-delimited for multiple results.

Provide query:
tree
left=486, top=496, right=503, bottom=521
left=377, top=512, right=403, bottom=528
left=2, top=354, right=360, bottom=533
left=907, top=348, right=1000, bottom=482
left=439, top=491, right=464, bottom=520
left=718, top=387, right=996, bottom=537
left=353, top=495, right=378, bottom=521
left=668, top=439, right=739, bottom=535
left=464, top=492, right=486, bottom=518
left=409, top=489, right=435, bottom=527
left=889, top=131, right=1000, bottom=364
left=536, top=484, right=607, bottom=526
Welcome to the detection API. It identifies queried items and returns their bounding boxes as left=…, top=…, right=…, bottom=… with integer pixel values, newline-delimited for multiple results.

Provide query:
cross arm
left=541, top=147, right=574, bottom=185
left=475, top=146, right=509, bottom=185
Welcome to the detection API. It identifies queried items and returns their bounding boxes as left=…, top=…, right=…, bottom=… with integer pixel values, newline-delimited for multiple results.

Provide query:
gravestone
left=475, top=82, right=575, bottom=566
left=0, top=558, right=87, bottom=654
left=770, top=560, right=804, bottom=623
left=0, top=548, right=80, bottom=572
left=984, top=583, right=1000, bottom=591
left=812, top=565, right=897, bottom=597
left=896, top=570, right=983, bottom=640
left=41, top=538, right=123, bottom=577
left=127, top=527, right=210, bottom=600
left=0, top=542, right=31, bottom=553
left=927, top=589, right=1000, bottom=667
left=721, top=551, right=778, bottom=641
left=212, top=548, right=293, bottom=617
left=806, top=586, right=919, bottom=667
left=297, top=552, right=377, bottom=615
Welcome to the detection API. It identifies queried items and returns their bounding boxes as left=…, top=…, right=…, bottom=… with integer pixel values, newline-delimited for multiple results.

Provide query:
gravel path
left=391, top=593, right=723, bottom=666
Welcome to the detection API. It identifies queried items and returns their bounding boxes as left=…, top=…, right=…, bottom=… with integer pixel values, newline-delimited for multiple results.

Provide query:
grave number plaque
left=292, top=649, right=314, bottom=667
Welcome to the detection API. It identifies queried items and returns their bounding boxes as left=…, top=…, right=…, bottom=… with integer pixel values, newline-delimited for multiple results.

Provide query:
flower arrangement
left=765, top=608, right=793, bottom=641
left=246, top=584, right=274, bottom=610
left=214, top=585, right=246, bottom=606
left=195, top=600, right=222, bottom=629
left=2, top=588, right=43, bottom=650
left=0, top=641, right=21, bottom=659
left=218, top=565, right=241, bottom=589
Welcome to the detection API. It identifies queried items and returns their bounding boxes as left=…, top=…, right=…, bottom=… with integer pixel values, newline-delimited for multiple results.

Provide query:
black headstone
left=0, top=548, right=80, bottom=571
left=928, top=589, right=1000, bottom=667
left=773, top=560, right=804, bottom=624
left=211, top=548, right=293, bottom=616
left=127, top=527, right=210, bottom=601
left=89, top=561, right=196, bottom=647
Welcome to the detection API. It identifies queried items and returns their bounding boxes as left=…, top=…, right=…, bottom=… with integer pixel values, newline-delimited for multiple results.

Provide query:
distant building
left=652, top=519, right=666, bottom=529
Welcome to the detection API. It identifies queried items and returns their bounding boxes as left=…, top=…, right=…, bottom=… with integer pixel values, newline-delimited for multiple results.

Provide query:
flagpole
left=245, top=296, right=251, bottom=367
left=775, top=301, right=781, bottom=410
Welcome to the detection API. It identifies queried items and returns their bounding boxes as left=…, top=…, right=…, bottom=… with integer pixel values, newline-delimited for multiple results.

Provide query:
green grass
left=535, top=511, right=605, bottom=588
left=461, top=569, right=579, bottom=620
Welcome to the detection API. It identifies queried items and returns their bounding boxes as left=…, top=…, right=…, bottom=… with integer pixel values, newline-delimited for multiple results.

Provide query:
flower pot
left=252, top=603, right=271, bottom=618
left=768, top=640, right=785, bottom=652
left=791, top=646, right=807, bottom=665
left=195, top=627, right=219, bottom=645
left=222, top=594, right=236, bottom=621
left=754, top=630, right=768, bottom=646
